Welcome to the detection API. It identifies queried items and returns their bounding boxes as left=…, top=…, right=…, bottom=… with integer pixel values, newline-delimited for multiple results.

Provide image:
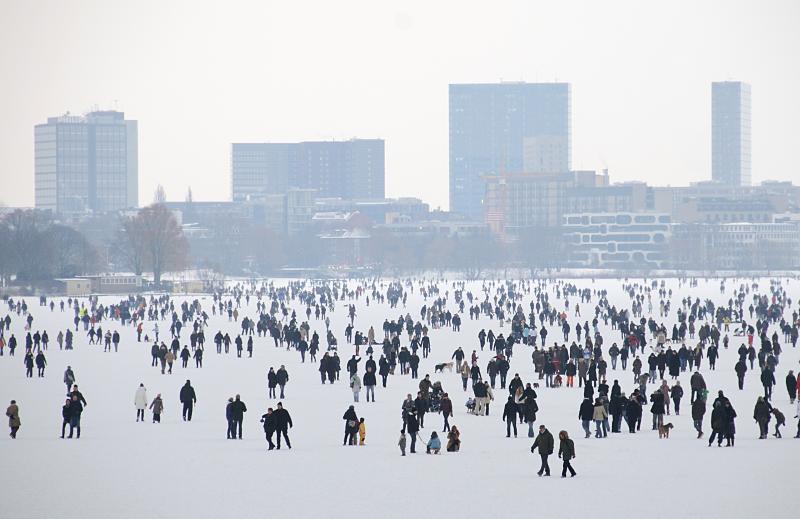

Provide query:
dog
left=552, top=375, right=563, bottom=388
left=532, top=382, right=540, bottom=389
left=435, top=362, right=454, bottom=373
left=658, top=423, right=674, bottom=439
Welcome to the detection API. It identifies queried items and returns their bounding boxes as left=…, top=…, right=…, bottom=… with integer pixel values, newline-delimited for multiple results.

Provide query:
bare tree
left=1, top=209, right=53, bottom=281
left=134, top=204, right=188, bottom=285
left=115, top=215, right=147, bottom=275
left=46, top=224, right=100, bottom=278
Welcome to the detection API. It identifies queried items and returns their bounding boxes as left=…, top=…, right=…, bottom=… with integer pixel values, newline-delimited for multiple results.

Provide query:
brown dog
left=658, top=423, right=674, bottom=439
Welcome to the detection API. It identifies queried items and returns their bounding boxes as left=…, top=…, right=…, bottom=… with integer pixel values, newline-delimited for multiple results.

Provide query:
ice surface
left=0, top=278, right=796, bottom=519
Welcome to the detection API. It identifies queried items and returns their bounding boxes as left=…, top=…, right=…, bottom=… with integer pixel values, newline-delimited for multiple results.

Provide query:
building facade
left=231, top=139, right=385, bottom=202
left=712, top=81, right=751, bottom=186
left=562, top=212, right=672, bottom=269
left=449, top=82, right=571, bottom=220
left=671, top=222, right=800, bottom=270
left=35, top=111, right=138, bottom=213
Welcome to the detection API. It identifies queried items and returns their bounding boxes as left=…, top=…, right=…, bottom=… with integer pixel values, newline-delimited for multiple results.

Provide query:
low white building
left=562, top=212, right=671, bottom=268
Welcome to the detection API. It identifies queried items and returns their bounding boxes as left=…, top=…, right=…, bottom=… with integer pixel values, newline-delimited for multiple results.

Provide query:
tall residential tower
left=712, top=81, right=751, bottom=186
left=449, top=82, right=571, bottom=220
left=35, top=111, right=138, bottom=213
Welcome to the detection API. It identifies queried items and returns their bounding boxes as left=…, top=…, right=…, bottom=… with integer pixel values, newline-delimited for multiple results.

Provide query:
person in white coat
left=134, top=383, right=148, bottom=422
left=350, top=373, right=362, bottom=402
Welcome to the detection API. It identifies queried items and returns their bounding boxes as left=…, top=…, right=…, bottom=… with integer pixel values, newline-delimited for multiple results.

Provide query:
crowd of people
left=3, top=276, right=800, bottom=479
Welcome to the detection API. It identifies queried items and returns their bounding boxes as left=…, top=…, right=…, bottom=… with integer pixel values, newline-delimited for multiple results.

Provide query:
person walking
left=63, top=366, right=76, bottom=392
left=350, top=372, right=362, bottom=403
left=134, top=383, right=148, bottom=422
left=273, top=402, right=292, bottom=449
left=440, top=393, right=453, bottom=432
left=276, top=365, right=289, bottom=399
left=502, top=396, right=518, bottom=438
left=267, top=367, right=278, bottom=399
left=753, top=396, right=771, bottom=439
left=60, top=398, right=72, bottom=438
left=6, top=400, right=20, bottom=439
left=531, top=425, right=554, bottom=476
left=260, top=408, right=277, bottom=450
left=594, top=398, right=608, bottom=438
left=343, top=405, right=359, bottom=445
left=364, top=367, right=377, bottom=402
left=692, top=396, right=706, bottom=438
left=406, top=411, right=420, bottom=453
left=67, top=393, right=83, bottom=438
left=226, top=398, right=235, bottom=439
left=180, top=380, right=197, bottom=421
left=150, top=394, right=164, bottom=423
left=230, top=394, right=247, bottom=439
left=558, top=430, right=576, bottom=478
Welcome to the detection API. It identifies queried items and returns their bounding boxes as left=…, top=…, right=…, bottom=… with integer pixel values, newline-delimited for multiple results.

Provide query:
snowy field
left=1, top=277, right=797, bottom=519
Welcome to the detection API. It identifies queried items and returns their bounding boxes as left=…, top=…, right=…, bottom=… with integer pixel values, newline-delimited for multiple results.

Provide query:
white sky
left=1, top=0, right=799, bottom=210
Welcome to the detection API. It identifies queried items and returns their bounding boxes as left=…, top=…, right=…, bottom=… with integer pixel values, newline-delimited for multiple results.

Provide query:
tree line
left=0, top=204, right=187, bottom=287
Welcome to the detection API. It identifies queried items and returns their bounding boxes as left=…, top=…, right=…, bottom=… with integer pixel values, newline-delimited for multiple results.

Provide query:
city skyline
left=2, top=1, right=800, bottom=210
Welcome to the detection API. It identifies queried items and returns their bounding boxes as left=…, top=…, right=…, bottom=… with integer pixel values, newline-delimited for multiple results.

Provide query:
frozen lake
left=1, top=277, right=797, bottom=519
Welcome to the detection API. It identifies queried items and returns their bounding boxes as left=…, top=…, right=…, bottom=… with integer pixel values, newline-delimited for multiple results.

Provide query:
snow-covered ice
left=1, top=278, right=797, bottom=519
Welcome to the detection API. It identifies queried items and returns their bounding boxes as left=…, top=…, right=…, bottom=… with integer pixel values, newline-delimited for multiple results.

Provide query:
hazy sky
left=1, top=0, right=799, bottom=210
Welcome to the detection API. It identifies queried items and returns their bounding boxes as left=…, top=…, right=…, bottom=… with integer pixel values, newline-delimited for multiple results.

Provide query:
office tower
left=231, top=139, right=384, bottom=201
left=34, top=111, right=138, bottom=213
left=712, top=81, right=751, bottom=186
left=449, top=82, right=571, bottom=220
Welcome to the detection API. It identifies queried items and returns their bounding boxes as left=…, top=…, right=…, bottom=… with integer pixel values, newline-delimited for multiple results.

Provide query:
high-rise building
left=449, top=82, right=571, bottom=220
left=712, top=81, right=751, bottom=186
left=231, top=139, right=385, bottom=201
left=35, top=111, right=138, bottom=213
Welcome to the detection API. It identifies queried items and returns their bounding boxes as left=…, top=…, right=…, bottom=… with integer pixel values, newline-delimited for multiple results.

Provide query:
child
left=398, top=430, right=407, bottom=456
left=771, top=408, right=785, bottom=438
left=465, top=397, right=476, bottom=414
left=426, top=431, right=441, bottom=454
left=358, top=417, right=366, bottom=445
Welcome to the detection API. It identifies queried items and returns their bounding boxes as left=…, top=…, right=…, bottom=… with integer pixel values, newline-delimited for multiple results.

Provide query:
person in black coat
left=753, top=396, right=772, bottom=439
left=276, top=366, right=289, bottom=399
left=180, top=380, right=197, bottom=421
left=670, top=381, right=684, bottom=416
left=786, top=371, right=797, bottom=404
left=260, top=408, right=277, bottom=450
left=225, top=398, right=235, bottom=439
left=272, top=402, right=292, bottom=449
left=734, top=359, right=747, bottom=390
left=406, top=411, right=420, bottom=453
left=267, top=368, right=278, bottom=399
left=625, top=394, right=642, bottom=433
left=558, top=430, right=576, bottom=478
left=650, top=390, right=665, bottom=430
left=66, top=394, right=83, bottom=438
left=414, top=393, right=429, bottom=428
left=363, top=368, right=377, bottom=402
left=60, top=398, right=72, bottom=439
left=578, top=398, right=594, bottom=438
left=502, top=396, right=518, bottom=438
left=707, top=401, right=725, bottom=446
left=230, top=394, right=247, bottom=439
left=760, top=368, right=775, bottom=401
left=342, top=405, right=359, bottom=445
left=531, top=425, right=554, bottom=476
left=609, top=392, right=626, bottom=433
